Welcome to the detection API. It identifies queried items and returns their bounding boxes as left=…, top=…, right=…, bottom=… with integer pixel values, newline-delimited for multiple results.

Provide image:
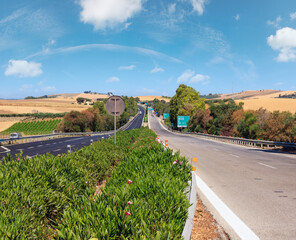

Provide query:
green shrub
left=0, top=128, right=191, bottom=239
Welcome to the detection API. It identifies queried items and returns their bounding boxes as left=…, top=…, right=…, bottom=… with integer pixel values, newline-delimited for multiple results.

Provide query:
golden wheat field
left=136, top=96, right=170, bottom=102
left=235, top=98, right=296, bottom=113
left=0, top=99, right=89, bottom=114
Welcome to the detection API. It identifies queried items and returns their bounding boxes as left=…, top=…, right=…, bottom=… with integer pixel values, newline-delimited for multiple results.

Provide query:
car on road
left=9, top=133, right=22, bottom=139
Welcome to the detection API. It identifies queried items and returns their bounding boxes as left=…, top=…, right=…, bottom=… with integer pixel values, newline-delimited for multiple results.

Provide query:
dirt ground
left=191, top=197, right=229, bottom=240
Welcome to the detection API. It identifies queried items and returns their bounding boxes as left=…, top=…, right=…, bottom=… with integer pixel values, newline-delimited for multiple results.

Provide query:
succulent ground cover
left=0, top=127, right=191, bottom=239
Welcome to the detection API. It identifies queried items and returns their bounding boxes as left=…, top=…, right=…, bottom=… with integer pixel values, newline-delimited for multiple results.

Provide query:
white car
left=9, top=133, right=22, bottom=139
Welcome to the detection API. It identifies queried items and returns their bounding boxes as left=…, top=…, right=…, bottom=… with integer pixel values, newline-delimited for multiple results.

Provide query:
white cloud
left=290, top=12, right=296, bottom=20
left=177, top=70, right=194, bottom=83
left=190, top=0, right=208, bottom=16
left=235, top=14, right=240, bottom=21
left=107, top=76, right=120, bottom=82
left=19, top=84, right=34, bottom=91
left=275, top=81, right=284, bottom=86
left=28, top=43, right=182, bottom=63
left=5, top=60, right=43, bottom=78
left=119, top=65, right=136, bottom=70
left=168, top=3, right=176, bottom=14
left=151, top=67, right=164, bottom=73
left=177, top=70, right=210, bottom=84
left=79, top=0, right=144, bottom=30
left=42, top=86, right=56, bottom=92
left=267, top=16, right=282, bottom=28
left=0, top=8, right=26, bottom=25
left=189, top=74, right=210, bottom=84
left=267, top=27, right=296, bottom=62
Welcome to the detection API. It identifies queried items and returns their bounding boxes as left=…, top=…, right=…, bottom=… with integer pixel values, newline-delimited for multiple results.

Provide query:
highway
left=0, top=107, right=144, bottom=160
left=149, top=111, right=296, bottom=240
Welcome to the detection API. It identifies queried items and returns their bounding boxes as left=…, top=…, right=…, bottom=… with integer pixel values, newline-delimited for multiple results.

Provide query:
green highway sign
left=177, top=116, right=190, bottom=127
left=163, top=113, right=169, bottom=119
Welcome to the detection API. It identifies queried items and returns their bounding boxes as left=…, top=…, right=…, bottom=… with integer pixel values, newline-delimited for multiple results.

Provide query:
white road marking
left=27, top=155, right=37, bottom=159
left=230, top=154, right=240, bottom=158
left=53, top=143, right=56, bottom=145
left=53, top=149, right=61, bottom=152
left=28, top=147, right=34, bottom=149
left=64, top=137, right=83, bottom=142
left=194, top=173, right=260, bottom=240
left=45, top=144, right=50, bottom=146
left=1, top=146, right=11, bottom=153
left=258, top=162, right=276, bottom=169
left=16, top=148, right=24, bottom=151
left=37, top=145, right=43, bottom=147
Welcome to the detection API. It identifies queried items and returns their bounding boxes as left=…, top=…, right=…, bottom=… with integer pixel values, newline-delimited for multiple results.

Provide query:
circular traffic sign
left=105, top=96, right=125, bottom=116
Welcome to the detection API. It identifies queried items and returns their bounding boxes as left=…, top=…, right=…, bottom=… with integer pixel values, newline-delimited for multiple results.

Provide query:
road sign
left=105, top=96, right=125, bottom=145
left=105, top=96, right=125, bottom=116
left=148, top=107, right=153, bottom=111
left=177, top=116, right=190, bottom=127
left=163, top=113, right=169, bottom=119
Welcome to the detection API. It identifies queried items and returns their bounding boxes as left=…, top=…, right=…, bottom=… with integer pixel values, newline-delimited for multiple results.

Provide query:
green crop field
left=0, top=128, right=191, bottom=239
left=1, top=119, right=61, bottom=135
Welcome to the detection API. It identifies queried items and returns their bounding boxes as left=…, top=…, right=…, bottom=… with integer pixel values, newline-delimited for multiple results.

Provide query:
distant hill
left=216, top=90, right=281, bottom=100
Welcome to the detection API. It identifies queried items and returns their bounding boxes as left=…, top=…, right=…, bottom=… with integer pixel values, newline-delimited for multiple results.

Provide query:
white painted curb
left=194, top=173, right=260, bottom=240
left=182, top=172, right=197, bottom=240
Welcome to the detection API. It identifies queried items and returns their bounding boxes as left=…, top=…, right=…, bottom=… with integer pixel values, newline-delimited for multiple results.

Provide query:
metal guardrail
left=0, top=111, right=141, bottom=146
left=158, top=118, right=296, bottom=149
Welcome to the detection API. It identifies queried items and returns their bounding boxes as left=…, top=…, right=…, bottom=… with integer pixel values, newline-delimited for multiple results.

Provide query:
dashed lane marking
left=53, top=149, right=61, bottom=152
left=258, top=162, right=276, bottom=169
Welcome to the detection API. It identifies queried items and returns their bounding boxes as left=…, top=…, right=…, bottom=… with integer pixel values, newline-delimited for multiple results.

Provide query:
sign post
left=114, top=98, right=116, bottom=144
left=105, top=96, right=125, bottom=144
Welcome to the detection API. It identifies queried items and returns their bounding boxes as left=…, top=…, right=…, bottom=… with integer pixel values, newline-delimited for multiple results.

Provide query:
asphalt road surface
left=0, top=107, right=144, bottom=160
left=149, top=111, right=296, bottom=240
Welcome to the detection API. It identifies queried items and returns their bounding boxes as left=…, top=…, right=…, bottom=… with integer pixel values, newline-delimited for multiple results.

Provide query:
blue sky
left=1, top=0, right=296, bottom=99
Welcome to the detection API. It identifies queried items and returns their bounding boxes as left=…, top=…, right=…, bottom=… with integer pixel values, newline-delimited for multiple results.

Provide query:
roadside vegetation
left=58, top=97, right=138, bottom=132
left=0, top=128, right=191, bottom=239
left=1, top=119, right=61, bottom=136
left=154, top=84, right=296, bottom=143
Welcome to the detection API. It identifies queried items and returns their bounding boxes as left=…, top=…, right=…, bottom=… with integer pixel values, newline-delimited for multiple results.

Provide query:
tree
left=188, top=109, right=212, bottom=133
left=169, top=84, right=205, bottom=128
left=259, top=111, right=296, bottom=142
left=58, top=111, right=88, bottom=132
left=236, top=111, right=259, bottom=139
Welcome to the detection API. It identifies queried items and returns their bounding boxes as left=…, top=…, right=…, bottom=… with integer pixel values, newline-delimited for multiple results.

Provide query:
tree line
left=57, top=97, right=139, bottom=132
left=151, top=84, right=296, bottom=143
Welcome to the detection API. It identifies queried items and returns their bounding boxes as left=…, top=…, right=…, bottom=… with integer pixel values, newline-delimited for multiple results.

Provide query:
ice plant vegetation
left=0, top=128, right=191, bottom=239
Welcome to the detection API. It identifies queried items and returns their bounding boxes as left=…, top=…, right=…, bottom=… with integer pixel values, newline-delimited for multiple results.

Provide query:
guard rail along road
left=159, top=118, right=296, bottom=149
left=0, top=111, right=140, bottom=146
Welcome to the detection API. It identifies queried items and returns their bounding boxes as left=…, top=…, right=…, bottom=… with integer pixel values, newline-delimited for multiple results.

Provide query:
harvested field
left=236, top=98, right=296, bottom=113
left=0, top=99, right=89, bottom=114
left=136, top=95, right=170, bottom=102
